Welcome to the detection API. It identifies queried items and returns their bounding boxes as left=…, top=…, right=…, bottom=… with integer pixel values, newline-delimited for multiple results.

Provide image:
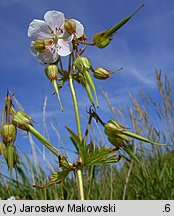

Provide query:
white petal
left=62, top=31, right=74, bottom=41
left=71, top=19, right=84, bottom=38
left=37, top=50, right=58, bottom=64
left=28, top=19, right=51, bottom=40
left=30, top=41, right=38, bottom=56
left=58, top=39, right=73, bottom=56
left=44, top=11, right=65, bottom=31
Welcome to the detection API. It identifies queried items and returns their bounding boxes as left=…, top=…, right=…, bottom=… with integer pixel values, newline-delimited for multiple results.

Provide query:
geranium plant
left=0, top=4, right=168, bottom=200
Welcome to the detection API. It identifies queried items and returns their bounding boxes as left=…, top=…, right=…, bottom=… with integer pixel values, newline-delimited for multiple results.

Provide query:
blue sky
left=0, top=0, right=174, bottom=170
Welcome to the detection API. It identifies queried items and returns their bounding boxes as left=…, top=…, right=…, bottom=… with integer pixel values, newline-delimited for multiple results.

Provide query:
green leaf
left=83, top=141, right=120, bottom=167
left=65, top=126, right=85, bottom=158
left=58, top=155, right=74, bottom=170
left=33, top=170, right=70, bottom=189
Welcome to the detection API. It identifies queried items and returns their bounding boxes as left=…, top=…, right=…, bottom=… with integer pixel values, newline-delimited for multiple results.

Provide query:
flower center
left=51, top=27, right=63, bottom=43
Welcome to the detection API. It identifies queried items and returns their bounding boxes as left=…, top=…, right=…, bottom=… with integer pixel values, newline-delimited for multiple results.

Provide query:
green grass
left=0, top=69, right=174, bottom=200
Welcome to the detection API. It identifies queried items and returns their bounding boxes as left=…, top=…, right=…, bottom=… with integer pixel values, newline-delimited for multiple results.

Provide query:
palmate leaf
left=58, top=155, right=74, bottom=170
left=34, top=170, right=71, bottom=189
left=66, top=127, right=121, bottom=167
left=34, top=155, right=75, bottom=189
left=83, top=141, right=121, bottom=167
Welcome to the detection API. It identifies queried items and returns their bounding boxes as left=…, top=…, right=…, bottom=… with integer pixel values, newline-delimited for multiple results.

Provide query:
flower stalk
left=69, top=75, right=82, bottom=140
left=69, top=74, right=84, bottom=200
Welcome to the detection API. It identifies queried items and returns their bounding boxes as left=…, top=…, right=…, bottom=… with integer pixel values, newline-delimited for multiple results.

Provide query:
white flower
left=28, top=10, right=84, bottom=64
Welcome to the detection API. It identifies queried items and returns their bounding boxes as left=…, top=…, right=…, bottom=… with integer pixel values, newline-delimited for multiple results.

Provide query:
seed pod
left=45, top=64, right=63, bottom=111
left=7, top=144, right=13, bottom=181
left=93, top=67, right=110, bottom=80
left=104, top=120, right=125, bottom=137
left=12, top=110, right=33, bottom=131
left=93, top=4, right=144, bottom=48
left=93, top=31, right=112, bottom=49
left=52, top=79, right=64, bottom=112
left=2, top=124, right=16, bottom=145
left=84, top=70, right=99, bottom=107
left=74, top=57, right=91, bottom=72
left=85, top=82, right=95, bottom=106
left=122, top=130, right=168, bottom=146
left=45, top=64, right=58, bottom=81
left=107, top=136, right=124, bottom=148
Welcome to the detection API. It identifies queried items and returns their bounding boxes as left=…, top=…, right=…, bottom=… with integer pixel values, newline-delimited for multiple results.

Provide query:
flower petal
left=30, top=41, right=38, bottom=56
left=37, top=50, right=59, bottom=64
left=58, top=39, right=73, bottom=56
left=28, top=19, right=51, bottom=40
left=44, top=10, right=65, bottom=31
left=71, top=19, right=84, bottom=38
left=62, top=31, right=74, bottom=41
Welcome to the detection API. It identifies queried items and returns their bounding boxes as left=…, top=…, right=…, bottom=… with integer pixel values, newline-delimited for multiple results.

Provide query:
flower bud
left=12, top=111, right=33, bottom=131
left=74, top=57, right=91, bottom=72
left=34, top=39, right=53, bottom=52
left=64, top=19, right=76, bottom=35
left=45, top=64, right=58, bottom=81
left=94, top=67, right=110, bottom=80
left=2, top=124, right=17, bottom=145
